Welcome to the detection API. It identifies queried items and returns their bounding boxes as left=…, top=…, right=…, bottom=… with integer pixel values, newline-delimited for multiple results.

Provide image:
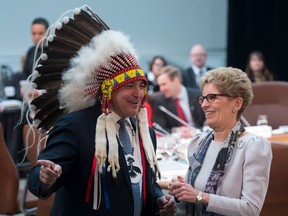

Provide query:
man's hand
left=156, top=195, right=177, bottom=216
left=37, top=159, right=62, bottom=187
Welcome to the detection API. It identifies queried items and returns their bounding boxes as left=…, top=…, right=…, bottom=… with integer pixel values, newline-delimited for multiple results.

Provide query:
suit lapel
left=189, top=68, right=197, bottom=87
left=166, top=97, right=181, bottom=127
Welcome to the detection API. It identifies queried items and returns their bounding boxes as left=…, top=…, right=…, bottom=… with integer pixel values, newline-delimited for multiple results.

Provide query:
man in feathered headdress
left=27, top=5, right=176, bottom=216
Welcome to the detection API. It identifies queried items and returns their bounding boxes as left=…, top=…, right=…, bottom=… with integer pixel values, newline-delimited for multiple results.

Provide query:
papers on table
left=272, top=125, right=288, bottom=134
left=157, top=159, right=188, bottom=182
left=245, top=125, right=272, bottom=138
left=2, top=99, right=22, bottom=110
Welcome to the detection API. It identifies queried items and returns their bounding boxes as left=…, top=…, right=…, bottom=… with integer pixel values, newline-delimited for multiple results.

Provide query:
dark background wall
left=227, top=0, right=288, bottom=81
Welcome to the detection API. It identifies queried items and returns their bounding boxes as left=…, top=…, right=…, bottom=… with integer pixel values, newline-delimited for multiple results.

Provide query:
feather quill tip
left=31, top=83, right=38, bottom=89
left=41, top=53, right=48, bottom=61
left=48, top=35, right=54, bottom=42
left=32, top=71, right=39, bottom=81
left=81, top=4, right=91, bottom=11
left=38, top=127, right=46, bottom=135
left=62, top=16, right=69, bottom=24
left=56, top=22, right=62, bottom=30
left=74, top=7, right=81, bottom=15
left=33, top=119, right=41, bottom=126
left=29, top=104, right=37, bottom=111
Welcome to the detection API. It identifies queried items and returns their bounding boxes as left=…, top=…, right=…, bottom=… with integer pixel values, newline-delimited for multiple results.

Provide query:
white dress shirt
left=177, top=85, right=194, bottom=126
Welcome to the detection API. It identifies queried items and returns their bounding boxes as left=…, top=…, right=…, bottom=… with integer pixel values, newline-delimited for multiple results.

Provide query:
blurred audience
left=146, top=56, right=167, bottom=94
left=0, top=64, right=26, bottom=100
left=245, top=51, right=274, bottom=83
left=182, top=44, right=213, bottom=89
left=152, top=65, right=205, bottom=138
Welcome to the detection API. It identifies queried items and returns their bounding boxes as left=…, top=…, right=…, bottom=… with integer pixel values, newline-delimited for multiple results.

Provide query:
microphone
left=158, top=105, right=194, bottom=129
left=152, top=122, right=171, bottom=136
left=240, top=115, right=251, bottom=127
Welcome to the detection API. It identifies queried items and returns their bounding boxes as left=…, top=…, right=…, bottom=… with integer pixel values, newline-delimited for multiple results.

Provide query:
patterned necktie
left=118, top=119, right=142, bottom=216
left=199, top=69, right=204, bottom=77
left=196, top=69, right=203, bottom=87
left=174, top=98, right=187, bottom=125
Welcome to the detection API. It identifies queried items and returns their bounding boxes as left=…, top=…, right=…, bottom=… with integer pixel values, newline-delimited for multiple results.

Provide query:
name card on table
left=245, top=125, right=272, bottom=138
left=4, top=86, right=16, bottom=97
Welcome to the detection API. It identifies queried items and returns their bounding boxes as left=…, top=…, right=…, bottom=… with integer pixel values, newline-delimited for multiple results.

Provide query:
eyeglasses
left=197, top=93, right=231, bottom=105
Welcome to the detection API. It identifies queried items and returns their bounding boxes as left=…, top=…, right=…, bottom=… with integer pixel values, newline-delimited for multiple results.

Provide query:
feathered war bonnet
left=29, top=4, right=159, bottom=197
left=59, top=29, right=159, bottom=179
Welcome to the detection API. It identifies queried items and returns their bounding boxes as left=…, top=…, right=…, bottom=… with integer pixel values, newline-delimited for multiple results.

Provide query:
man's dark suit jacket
left=182, top=66, right=213, bottom=89
left=28, top=102, right=163, bottom=216
left=152, top=87, right=205, bottom=133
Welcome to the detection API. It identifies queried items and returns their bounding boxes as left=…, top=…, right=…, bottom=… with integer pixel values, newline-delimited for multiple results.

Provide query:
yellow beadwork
left=113, top=69, right=145, bottom=86
left=101, top=79, right=113, bottom=100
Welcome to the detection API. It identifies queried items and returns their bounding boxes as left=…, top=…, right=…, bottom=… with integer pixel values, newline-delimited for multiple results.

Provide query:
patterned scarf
left=187, top=121, right=245, bottom=216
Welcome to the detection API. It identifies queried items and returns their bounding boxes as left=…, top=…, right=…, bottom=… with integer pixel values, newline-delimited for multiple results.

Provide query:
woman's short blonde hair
left=200, top=67, right=253, bottom=119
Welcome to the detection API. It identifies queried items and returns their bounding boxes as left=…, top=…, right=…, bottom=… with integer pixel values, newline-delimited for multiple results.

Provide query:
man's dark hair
left=32, top=17, right=49, bottom=30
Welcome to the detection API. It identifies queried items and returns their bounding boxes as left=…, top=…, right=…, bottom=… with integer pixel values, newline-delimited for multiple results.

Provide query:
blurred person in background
left=20, top=18, right=49, bottom=120
left=168, top=67, right=272, bottom=215
left=182, top=44, right=213, bottom=89
left=153, top=65, right=205, bottom=138
left=245, top=50, right=274, bottom=83
left=21, top=17, right=49, bottom=79
left=146, top=56, right=167, bottom=94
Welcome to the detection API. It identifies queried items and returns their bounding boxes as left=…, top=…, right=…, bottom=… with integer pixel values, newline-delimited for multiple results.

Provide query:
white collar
left=192, top=65, right=206, bottom=75
left=110, top=111, right=132, bottom=127
left=176, top=85, right=187, bottom=100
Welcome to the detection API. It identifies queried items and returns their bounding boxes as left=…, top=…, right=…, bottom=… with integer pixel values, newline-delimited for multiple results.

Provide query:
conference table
left=157, top=132, right=288, bottom=189
left=267, top=133, right=288, bottom=143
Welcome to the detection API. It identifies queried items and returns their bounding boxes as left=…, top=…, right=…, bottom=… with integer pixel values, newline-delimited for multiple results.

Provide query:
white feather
left=59, top=30, right=138, bottom=112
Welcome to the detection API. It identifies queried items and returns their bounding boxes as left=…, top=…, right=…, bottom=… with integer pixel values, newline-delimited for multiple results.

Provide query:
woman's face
left=249, top=55, right=264, bottom=72
left=201, top=83, right=241, bottom=132
left=151, top=58, right=165, bottom=77
left=31, top=23, right=47, bottom=46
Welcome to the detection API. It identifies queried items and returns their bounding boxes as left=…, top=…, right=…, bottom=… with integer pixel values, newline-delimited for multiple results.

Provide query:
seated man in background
left=152, top=65, right=205, bottom=138
left=182, top=44, right=213, bottom=89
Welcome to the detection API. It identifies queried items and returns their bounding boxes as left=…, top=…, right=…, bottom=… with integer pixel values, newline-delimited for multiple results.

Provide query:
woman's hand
left=168, top=176, right=198, bottom=203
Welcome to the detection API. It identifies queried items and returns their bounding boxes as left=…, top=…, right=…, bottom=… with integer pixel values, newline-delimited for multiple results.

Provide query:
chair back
left=243, top=81, right=288, bottom=129
left=0, top=122, right=20, bottom=214
left=22, top=124, right=55, bottom=216
left=36, top=195, right=55, bottom=216
left=260, top=142, right=288, bottom=215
